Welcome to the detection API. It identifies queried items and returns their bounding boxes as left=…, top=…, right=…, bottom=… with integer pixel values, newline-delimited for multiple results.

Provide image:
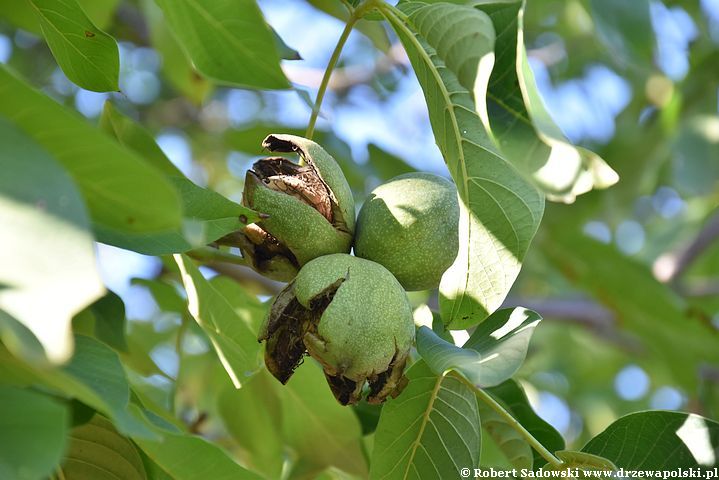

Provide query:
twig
left=653, top=211, right=719, bottom=283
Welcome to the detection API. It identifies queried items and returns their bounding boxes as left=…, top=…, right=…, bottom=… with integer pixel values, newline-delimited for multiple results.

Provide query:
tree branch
left=653, top=211, right=719, bottom=283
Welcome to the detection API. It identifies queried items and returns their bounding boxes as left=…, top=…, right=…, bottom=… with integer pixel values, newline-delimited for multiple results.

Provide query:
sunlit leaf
left=0, top=117, right=104, bottom=363
left=154, top=0, right=290, bottom=90
left=417, top=307, right=541, bottom=387
left=382, top=2, right=544, bottom=329
left=370, top=360, right=481, bottom=479
left=0, top=66, right=183, bottom=233
left=478, top=1, right=618, bottom=203
left=583, top=411, right=719, bottom=468
left=0, top=386, right=69, bottom=480
left=28, top=0, right=119, bottom=92
left=174, top=254, right=262, bottom=388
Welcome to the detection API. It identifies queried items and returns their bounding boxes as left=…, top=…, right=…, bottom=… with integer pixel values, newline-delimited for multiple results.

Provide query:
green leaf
left=544, top=451, right=617, bottom=471
left=0, top=0, right=119, bottom=37
left=174, top=254, right=262, bottom=388
left=582, top=411, right=719, bottom=468
left=543, top=231, right=719, bottom=389
left=98, top=101, right=259, bottom=254
left=0, top=116, right=104, bottom=363
left=141, top=0, right=212, bottom=104
left=209, top=276, right=267, bottom=334
left=672, top=115, right=719, bottom=196
left=478, top=1, right=618, bottom=202
left=382, top=3, right=544, bottom=329
left=367, top=143, right=415, bottom=182
left=281, top=360, right=368, bottom=478
left=28, top=0, right=120, bottom=92
left=135, top=429, right=264, bottom=480
left=370, top=360, right=481, bottom=479
left=588, top=0, right=654, bottom=70
left=92, top=291, right=129, bottom=351
left=0, top=66, right=182, bottom=233
left=154, top=0, right=290, bottom=90
left=0, top=386, right=69, bottom=480
left=0, top=336, right=158, bottom=439
left=60, top=414, right=147, bottom=480
left=417, top=307, right=541, bottom=387
left=483, top=380, right=565, bottom=469
left=217, top=372, right=284, bottom=479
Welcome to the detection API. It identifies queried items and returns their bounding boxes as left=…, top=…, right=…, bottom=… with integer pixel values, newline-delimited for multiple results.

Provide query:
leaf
left=417, top=307, right=541, bottom=387
left=28, top=0, right=120, bottom=92
left=0, top=66, right=182, bottom=233
left=281, top=360, right=368, bottom=478
left=582, top=411, right=719, bottom=468
left=382, top=3, right=544, bottom=329
left=544, top=451, right=617, bottom=471
left=154, top=0, right=290, bottom=90
left=542, top=231, right=719, bottom=389
left=370, top=360, right=481, bottom=479
left=135, top=429, right=264, bottom=480
left=0, top=0, right=120, bottom=33
left=588, top=0, right=654, bottom=70
left=0, top=386, right=69, bottom=480
left=271, top=26, right=301, bottom=61
left=98, top=101, right=259, bottom=254
left=483, top=380, right=565, bottom=469
left=60, top=414, right=148, bottom=480
left=478, top=1, right=618, bottom=203
left=209, top=276, right=267, bottom=334
left=367, top=143, right=415, bottom=182
left=0, top=116, right=104, bottom=363
left=174, top=254, right=262, bottom=388
left=217, top=372, right=284, bottom=480
left=0, top=336, right=158, bottom=439
left=672, top=115, right=719, bottom=196
left=141, top=0, right=212, bottom=104
left=74, top=290, right=129, bottom=352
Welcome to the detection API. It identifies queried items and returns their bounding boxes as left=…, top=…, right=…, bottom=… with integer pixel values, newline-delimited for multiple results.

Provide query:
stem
left=305, top=12, right=359, bottom=139
left=171, top=314, right=190, bottom=415
left=454, top=373, right=564, bottom=469
left=186, top=246, right=248, bottom=266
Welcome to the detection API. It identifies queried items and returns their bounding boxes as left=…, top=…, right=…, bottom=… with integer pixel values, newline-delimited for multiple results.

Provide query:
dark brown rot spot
left=239, top=214, right=248, bottom=224
left=84, top=30, right=95, bottom=38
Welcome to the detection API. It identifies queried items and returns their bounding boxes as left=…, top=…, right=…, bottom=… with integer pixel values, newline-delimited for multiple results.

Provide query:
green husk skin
left=258, top=254, right=415, bottom=405
left=245, top=174, right=352, bottom=265
left=261, top=134, right=355, bottom=234
left=354, top=172, right=460, bottom=291
left=239, top=134, right=355, bottom=281
left=293, top=254, right=414, bottom=382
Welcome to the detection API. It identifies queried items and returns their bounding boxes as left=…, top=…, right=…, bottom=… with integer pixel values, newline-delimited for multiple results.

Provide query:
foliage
left=1, top=0, right=718, bottom=478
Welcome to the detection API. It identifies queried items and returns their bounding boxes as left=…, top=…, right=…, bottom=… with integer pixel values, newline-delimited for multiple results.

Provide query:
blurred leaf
left=28, top=0, right=119, bottom=92
left=0, top=66, right=183, bottom=233
left=478, top=1, right=618, bottom=202
left=366, top=143, right=415, bottom=181
left=154, top=0, right=290, bottom=90
left=282, top=361, right=368, bottom=478
left=0, top=116, right=104, bottom=363
left=417, top=307, right=541, bottom=388
left=0, top=0, right=119, bottom=34
left=0, top=386, right=69, bottom=480
left=543, top=231, right=719, bottom=389
left=588, top=0, right=654, bottom=70
left=272, top=26, right=301, bottom=60
left=483, top=380, right=565, bottom=469
left=383, top=2, right=544, bottom=329
left=672, top=115, right=719, bottom=196
left=142, top=0, right=212, bottom=104
left=582, top=411, right=719, bottom=468
left=60, top=414, right=147, bottom=480
left=99, top=102, right=259, bottom=254
left=74, top=290, right=129, bottom=352
left=131, top=278, right=187, bottom=314
left=307, top=0, right=391, bottom=53
left=0, top=336, right=158, bottom=439
left=218, top=371, right=284, bottom=479
left=370, top=360, right=481, bottom=478
left=175, top=254, right=262, bottom=388
left=136, top=429, right=264, bottom=480
left=209, top=276, right=267, bottom=333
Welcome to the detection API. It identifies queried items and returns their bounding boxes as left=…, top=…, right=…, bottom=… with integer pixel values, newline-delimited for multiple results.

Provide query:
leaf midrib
left=400, top=375, right=444, bottom=480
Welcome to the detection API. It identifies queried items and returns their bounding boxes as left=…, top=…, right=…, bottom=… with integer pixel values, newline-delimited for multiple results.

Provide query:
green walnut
left=238, top=134, right=355, bottom=282
left=259, top=253, right=415, bottom=405
left=354, top=172, right=459, bottom=291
